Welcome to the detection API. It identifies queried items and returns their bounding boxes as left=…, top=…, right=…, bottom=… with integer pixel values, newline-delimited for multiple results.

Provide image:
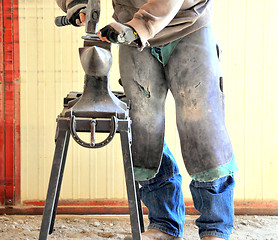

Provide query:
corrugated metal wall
left=19, top=0, right=278, bottom=202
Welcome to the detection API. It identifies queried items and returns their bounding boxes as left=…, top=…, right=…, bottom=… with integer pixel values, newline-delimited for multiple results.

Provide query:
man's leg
left=166, top=26, right=238, bottom=240
left=119, top=45, right=185, bottom=239
left=139, top=142, right=185, bottom=238
left=190, top=176, right=235, bottom=240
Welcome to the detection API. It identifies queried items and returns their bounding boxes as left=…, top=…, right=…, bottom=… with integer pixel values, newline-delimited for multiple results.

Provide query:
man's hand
left=97, top=22, right=139, bottom=44
left=66, top=3, right=87, bottom=26
left=77, top=12, right=86, bottom=26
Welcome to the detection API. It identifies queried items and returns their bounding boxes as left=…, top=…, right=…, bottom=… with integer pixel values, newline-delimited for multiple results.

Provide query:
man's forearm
left=56, top=0, right=87, bottom=12
left=126, top=0, right=184, bottom=48
left=56, top=0, right=67, bottom=12
left=56, top=0, right=88, bottom=26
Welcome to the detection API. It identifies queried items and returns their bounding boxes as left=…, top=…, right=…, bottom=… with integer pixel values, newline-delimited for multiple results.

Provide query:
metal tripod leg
left=120, top=127, right=144, bottom=240
left=135, top=181, right=145, bottom=233
left=39, top=125, right=70, bottom=240
left=49, top=127, right=70, bottom=235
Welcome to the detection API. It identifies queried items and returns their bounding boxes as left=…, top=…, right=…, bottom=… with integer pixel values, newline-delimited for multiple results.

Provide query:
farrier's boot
left=124, top=228, right=183, bottom=240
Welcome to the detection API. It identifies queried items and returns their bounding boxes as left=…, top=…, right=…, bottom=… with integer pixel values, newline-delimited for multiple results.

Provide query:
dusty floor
left=0, top=214, right=278, bottom=240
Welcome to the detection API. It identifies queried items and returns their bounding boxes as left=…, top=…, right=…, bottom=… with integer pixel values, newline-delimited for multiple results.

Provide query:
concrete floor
left=0, top=214, right=278, bottom=239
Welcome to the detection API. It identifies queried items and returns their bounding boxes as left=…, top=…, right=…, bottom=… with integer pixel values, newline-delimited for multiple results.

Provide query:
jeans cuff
left=148, top=223, right=183, bottom=238
left=199, top=230, right=229, bottom=239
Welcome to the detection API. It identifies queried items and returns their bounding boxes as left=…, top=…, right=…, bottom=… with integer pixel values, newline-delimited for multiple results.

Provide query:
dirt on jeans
left=0, top=214, right=278, bottom=240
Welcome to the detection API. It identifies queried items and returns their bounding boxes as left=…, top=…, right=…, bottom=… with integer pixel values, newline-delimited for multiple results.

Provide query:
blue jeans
left=138, top=142, right=235, bottom=239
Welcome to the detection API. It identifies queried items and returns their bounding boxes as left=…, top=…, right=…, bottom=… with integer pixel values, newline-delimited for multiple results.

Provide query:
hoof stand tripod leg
left=39, top=0, right=144, bottom=239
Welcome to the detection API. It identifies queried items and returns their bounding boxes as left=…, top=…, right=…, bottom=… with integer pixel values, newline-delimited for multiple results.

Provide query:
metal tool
left=39, top=1, right=144, bottom=239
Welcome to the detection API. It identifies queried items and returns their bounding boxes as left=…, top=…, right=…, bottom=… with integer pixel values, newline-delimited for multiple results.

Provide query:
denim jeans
left=138, top=142, right=235, bottom=239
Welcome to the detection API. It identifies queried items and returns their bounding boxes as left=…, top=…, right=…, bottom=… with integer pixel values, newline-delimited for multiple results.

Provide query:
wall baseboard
left=1, top=200, right=278, bottom=215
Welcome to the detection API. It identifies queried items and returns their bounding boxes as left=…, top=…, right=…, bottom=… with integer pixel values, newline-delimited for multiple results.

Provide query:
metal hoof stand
left=39, top=0, right=144, bottom=239
left=39, top=92, right=144, bottom=240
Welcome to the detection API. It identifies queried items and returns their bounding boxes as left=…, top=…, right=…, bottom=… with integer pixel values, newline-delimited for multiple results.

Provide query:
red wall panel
left=0, top=0, right=21, bottom=206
